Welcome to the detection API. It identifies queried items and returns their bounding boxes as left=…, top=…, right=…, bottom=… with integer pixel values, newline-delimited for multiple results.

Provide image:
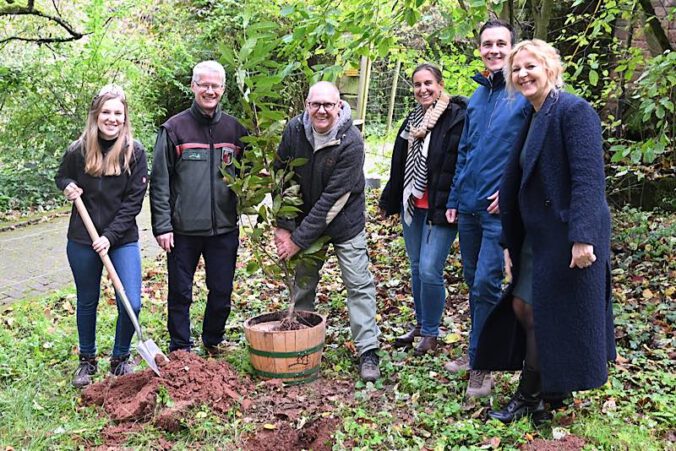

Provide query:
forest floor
left=0, top=191, right=673, bottom=449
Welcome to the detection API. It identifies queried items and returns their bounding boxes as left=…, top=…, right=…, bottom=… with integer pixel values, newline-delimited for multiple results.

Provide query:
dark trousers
left=167, top=230, right=239, bottom=351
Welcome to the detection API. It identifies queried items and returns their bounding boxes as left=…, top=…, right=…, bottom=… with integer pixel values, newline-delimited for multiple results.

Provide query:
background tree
left=0, top=0, right=84, bottom=44
left=0, top=0, right=673, bottom=213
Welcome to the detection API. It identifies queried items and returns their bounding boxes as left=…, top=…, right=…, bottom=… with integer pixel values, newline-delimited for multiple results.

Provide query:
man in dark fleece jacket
left=150, top=61, right=248, bottom=355
left=274, top=81, right=381, bottom=382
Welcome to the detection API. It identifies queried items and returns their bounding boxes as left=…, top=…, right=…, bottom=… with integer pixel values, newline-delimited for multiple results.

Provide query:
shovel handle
left=73, top=197, right=146, bottom=342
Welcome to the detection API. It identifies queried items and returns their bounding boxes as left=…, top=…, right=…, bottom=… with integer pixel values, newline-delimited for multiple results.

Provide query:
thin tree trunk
left=384, top=60, right=401, bottom=138
left=637, top=0, right=673, bottom=52
left=530, top=0, right=553, bottom=40
left=499, top=0, right=514, bottom=26
left=614, top=3, right=637, bottom=139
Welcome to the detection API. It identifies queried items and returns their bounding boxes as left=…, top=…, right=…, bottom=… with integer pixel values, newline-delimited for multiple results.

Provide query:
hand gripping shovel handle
left=73, top=197, right=146, bottom=342
left=73, top=197, right=166, bottom=376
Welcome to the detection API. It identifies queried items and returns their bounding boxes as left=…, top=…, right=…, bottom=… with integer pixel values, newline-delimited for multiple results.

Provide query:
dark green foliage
left=0, top=0, right=673, bottom=214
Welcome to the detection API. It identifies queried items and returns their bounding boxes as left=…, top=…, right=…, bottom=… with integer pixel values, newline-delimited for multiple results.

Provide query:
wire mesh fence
left=363, top=59, right=415, bottom=139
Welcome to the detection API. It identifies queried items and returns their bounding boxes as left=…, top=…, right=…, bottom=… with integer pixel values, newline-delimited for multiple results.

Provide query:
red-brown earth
left=521, top=434, right=586, bottom=450
left=81, top=350, right=354, bottom=448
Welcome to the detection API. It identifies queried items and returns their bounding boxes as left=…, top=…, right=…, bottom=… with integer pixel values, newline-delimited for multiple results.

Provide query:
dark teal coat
left=474, top=91, right=616, bottom=394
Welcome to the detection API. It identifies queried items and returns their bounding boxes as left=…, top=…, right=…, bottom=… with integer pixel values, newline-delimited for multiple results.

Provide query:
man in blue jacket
left=444, top=20, right=529, bottom=397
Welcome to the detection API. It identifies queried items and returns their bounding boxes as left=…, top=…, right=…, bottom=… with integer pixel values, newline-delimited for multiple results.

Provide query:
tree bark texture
left=530, top=0, right=553, bottom=40
left=637, top=0, right=673, bottom=53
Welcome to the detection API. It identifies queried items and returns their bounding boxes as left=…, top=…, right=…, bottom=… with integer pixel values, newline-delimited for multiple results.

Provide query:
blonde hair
left=504, top=39, right=564, bottom=95
left=79, top=84, right=134, bottom=176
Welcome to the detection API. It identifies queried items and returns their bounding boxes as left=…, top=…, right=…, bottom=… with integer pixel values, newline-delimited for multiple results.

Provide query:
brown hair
left=479, top=19, right=516, bottom=46
left=78, top=85, right=134, bottom=176
left=412, top=63, right=443, bottom=83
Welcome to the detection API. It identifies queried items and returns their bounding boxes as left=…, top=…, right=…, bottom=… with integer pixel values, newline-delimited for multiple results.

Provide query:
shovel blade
left=137, top=339, right=168, bottom=376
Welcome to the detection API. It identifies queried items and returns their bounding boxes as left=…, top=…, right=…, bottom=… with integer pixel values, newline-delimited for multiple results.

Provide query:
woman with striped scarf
left=379, top=63, right=467, bottom=356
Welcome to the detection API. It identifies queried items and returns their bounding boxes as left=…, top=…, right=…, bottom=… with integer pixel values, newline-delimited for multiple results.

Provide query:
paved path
left=0, top=198, right=162, bottom=306
left=0, top=152, right=389, bottom=307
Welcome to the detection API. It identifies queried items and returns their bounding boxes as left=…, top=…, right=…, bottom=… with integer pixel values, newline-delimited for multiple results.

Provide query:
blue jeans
left=402, top=207, right=457, bottom=337
left=457, top=211, right=504, bottom=367
left=167, top=231, right=239, bottom=351
left=294, top=230, right=380, bottom=355
left=67, top=240, right=142, bottom=358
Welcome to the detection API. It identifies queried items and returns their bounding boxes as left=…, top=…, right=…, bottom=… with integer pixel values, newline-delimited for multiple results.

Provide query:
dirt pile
left=82, top=351, right=355, bottom=448
left=242, top=417, right=340, bottom=451
left=241, top=378, right=355, bottom=449
left=82, top=350, right=251, bottom=432
left=521, top=434, right=586, bottom=450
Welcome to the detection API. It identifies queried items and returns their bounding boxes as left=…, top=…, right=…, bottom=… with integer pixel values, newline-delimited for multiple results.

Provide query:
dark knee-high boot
left=488, top=366, right=548, bottom=423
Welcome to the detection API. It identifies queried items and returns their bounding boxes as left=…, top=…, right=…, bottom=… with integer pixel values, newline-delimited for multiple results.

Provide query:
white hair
left=192, top=61, right=226, bottom=84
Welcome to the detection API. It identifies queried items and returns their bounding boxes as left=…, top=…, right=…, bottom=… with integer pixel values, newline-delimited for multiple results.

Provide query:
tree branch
left=0, top=3, right=84, bottom=45
left=50, top=0, right=62, bottom=18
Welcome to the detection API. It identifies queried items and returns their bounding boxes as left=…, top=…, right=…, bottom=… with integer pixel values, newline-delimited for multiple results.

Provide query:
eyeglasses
left=307, top=102, right=338, bottom=112
left=194, top=82, right=224, bottom=92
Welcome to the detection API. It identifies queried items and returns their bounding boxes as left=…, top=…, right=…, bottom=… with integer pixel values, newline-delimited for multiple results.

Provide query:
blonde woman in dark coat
left=474, top=40, right=616, bottom=423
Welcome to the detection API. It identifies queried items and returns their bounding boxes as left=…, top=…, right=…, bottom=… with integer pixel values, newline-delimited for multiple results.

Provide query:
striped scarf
left=402, top=92, right=450, bottom=225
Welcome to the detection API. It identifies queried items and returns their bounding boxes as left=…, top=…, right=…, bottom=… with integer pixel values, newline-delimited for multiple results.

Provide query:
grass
left=0, top=200, right=674, bottom=449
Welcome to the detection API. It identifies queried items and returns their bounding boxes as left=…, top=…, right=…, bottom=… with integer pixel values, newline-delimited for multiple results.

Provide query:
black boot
left=110, top=354, right=134, bottom=376
left=72, top=355, right=98, bottom=389
left=543, top=391, right=571, bottom=410
left=393, top=324, right=421, bottom=348
left=489, top=366, right=548, bottom=424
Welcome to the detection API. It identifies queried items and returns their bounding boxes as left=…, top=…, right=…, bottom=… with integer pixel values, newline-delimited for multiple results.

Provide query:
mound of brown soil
left=82, top=350, right=252, bottom=432
left=242, top=417, right=340, bottom=451
left=82, top=351, right=354, bottom=448
left=521, top=435, right=586, bottom=450
left=240, top=378, right=355, bottom=449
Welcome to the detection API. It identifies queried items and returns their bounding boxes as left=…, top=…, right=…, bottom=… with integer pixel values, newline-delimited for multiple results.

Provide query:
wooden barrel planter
left=243, top=311, right=326, bottom=385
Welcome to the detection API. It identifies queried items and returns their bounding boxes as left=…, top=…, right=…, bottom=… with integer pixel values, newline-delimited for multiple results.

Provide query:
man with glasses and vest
left=150, top=61, right=248, bottom=355
left=274, top=81, right=381, bottom=382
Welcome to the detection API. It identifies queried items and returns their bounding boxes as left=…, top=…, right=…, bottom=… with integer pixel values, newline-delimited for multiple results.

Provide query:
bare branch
left=0, top=34, right=82, bottom=44
left=51, top=0, right=62, bottom=18
left=0, top=2, right=83, bottom=45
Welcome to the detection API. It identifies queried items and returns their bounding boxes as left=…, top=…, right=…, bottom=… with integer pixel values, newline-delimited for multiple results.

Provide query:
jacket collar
left=190, top=101, right=222, bottom=125
left=519, top=90, right=560, bottom=184
left=446, top=96, right=468, bottom=130
left=301, top=101, right=354, bottom=148
left=537, top=89, right=559, bottom=115
left=472, top=69, right=506, bottom=90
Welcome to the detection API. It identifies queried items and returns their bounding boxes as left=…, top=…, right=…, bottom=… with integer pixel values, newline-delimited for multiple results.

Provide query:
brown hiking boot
left=413, top=336, right=438, bottom=356
left=393, top=324, right=421, bottom=348
left=204, top=340, right=236, bottom=357
left=466, top=370, right=493, bottom=398
left=444, top=355, right=470, bottom=373
left=359, top=349, right=380, bottom=382
left=72, top=355, right=97, bottom=389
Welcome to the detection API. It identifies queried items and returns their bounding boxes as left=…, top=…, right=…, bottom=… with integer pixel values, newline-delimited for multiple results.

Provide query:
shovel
left=74, top=197, right=167, bottom=376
